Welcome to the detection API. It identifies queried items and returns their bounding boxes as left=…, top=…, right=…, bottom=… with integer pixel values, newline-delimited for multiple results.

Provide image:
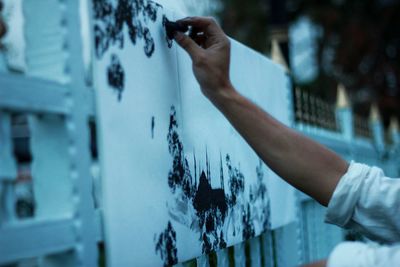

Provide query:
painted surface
left=92, top=1, right=295, bottom=266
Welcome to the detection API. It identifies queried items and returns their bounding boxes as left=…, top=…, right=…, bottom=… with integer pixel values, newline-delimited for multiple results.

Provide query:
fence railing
left=294, top=87, right=338, bottom=131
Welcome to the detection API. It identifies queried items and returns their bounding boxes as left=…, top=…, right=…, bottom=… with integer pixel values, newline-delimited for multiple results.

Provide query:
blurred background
left=198, top=0, right=400, bottom=128
left=2, top=0, right=399, bottom=126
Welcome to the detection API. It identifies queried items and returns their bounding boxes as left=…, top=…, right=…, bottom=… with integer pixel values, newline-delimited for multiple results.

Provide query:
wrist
left=207, top=84, right=242, bottom=110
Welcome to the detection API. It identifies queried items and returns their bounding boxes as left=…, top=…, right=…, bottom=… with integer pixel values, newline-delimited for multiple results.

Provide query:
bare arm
left=302, top=260, right=327, bottom=267
left=174, top=17, right=348, bottom=206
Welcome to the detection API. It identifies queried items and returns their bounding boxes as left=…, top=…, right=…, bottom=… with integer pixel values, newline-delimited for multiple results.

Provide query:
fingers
left=178, top=16, right=224, bottom=37
left=189, top=27, right=207, bottom=48
left=174, top=31, right=202, bottom=60
left=193, top=34, right=207, bottom=48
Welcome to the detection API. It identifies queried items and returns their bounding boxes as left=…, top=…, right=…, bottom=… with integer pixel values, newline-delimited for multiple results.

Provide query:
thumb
left=174, top=32, right=202, bottom=61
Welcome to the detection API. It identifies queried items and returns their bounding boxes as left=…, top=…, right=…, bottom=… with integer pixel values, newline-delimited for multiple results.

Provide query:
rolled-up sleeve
left=327, top=242, right=400, bottom=267
left=325, top=161, right=400, bottom=243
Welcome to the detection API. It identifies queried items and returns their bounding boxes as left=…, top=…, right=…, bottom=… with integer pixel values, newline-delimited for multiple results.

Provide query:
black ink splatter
left=107, top=54, right=125, bottom=101
left=155, top=221, right=178, bottom=267
left=162, top=16, right=173, bottom=48
left=166, top=106, right=240, bottom=253
left=143, top=27, right=155, bottom=56
left=144, top=2, right=160, bottom=22
left=93, top=0, right=162, bottom=59
left=165, top=106, right=271, bottom=253
left=202, top=232, right=212, bottom=254
left=162, top=16, right=189, bottom=48
left=250, top=159, right=271, bottom=230
left=193, top=170, right=228, bottom=253
left=242, top=203, right=255, bottom=240
left=226, top=155, right=245, bottom=207
left=219, top=231, right=227, bottom=248
left=167, top=106, right=194, bottom=198
left=151, top=116, right=155, bottom=139
left=193, top=171, right=228, bottom=222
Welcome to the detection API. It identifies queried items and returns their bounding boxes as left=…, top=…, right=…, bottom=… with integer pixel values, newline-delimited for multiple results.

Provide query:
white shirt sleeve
left=325, top=161, right=400, bottom=243
left=327, top=242, right=400, bottom=267
left=324, top=162, right=400, bottom=267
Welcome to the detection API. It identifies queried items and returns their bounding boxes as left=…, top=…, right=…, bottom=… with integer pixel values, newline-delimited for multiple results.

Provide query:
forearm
left=173, top=17, right=349, bottom=206
left=212, top=86, right=349, bottom=206
left=301, top=260, right=327, bottom=267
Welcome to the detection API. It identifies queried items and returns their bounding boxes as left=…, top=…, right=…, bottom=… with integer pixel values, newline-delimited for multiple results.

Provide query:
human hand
left=173, top=17, right=235, bottom=103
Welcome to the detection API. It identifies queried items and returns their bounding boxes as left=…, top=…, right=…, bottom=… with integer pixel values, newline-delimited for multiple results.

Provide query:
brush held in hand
left=163, top=17, right=189, bottom=40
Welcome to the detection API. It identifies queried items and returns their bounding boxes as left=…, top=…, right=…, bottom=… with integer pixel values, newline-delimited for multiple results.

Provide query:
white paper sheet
left=93, top=1, right=296, bottom=266
left=230, top=41, right=297, bottom=228
left=93, top=2, right=183, bottom=266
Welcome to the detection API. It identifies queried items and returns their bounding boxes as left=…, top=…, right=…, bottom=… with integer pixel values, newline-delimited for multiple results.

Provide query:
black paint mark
left=144, top=2, right=159, bottom=22
left=193, top=170, right=228, bottom=253
left=155, top=221, right=178, bottom=267
left=193, top=171, right=228, bottom=221
left=226, top=155, right=245, bottom=207
left=249, top=159, right=271, bottom=230
left=143, top=27, right=155, bottom=56
left=219, top=230, right=227, bottom=249
left=242, top=203, right=255, bottom=240
left=167, top=106, right=194, bottom=198
left=166, top=106, right=242, bottom=253
left=165, top=106, right=271, bottom=253
left=151, top=116, right=155, bottom=139
left=107, top=54, right=125, bottom=101
left=162, top=16, right=173, bottom=48
left=163, top=16, right=189, bottom=48
left=93, top=0, right=162, bottom=59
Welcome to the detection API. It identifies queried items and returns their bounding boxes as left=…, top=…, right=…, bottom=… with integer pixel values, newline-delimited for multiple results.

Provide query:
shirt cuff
left=324, top=161, right=370, bottom=228
left=327, top=242, right=371, bottom=267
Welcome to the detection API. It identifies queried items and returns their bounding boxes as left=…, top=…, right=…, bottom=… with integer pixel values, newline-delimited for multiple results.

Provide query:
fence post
left=0, top=49, right=6, bottom=71
left=388, top=117, right=400, bottom=176
left=0, top=112, right=18, bottom=223
left=249, top=237, right=262, bottom=267
left=369, top=104, right=385, bottom=154
left=261, top=232, right=275, bottom=267
left=389, top=117, right=400, bottom=146
left=234, top=243, right=246, bottom=267
left=335, top=84, right=353, bottom=142
left=271, top=39, right=289, bottom=72
left=216, top=248, right=230, bottom=267
left=197, top=254, right=210, bottom=267
left=63, top=0, right=99, bottom=266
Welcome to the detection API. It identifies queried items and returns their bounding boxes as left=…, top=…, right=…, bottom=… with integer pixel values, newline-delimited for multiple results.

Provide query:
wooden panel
left=0, top=74, right=68, bottom=114
left=0, top=218, right=76, bottom=264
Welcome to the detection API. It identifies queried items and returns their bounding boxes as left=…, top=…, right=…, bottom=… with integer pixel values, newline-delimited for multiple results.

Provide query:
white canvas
left=230, top=41, right=297, bottom=228
left=92, top=0, right=296, bottom=266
